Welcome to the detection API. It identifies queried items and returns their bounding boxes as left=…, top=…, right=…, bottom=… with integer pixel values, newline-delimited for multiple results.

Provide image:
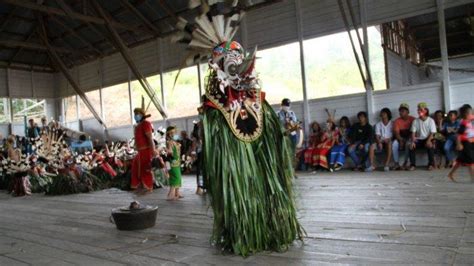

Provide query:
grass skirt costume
left=171, top=1, right=303, bottom=256
left=202, top=60, right=304, bottom=255
left=203, top=100, right=303, bottom=256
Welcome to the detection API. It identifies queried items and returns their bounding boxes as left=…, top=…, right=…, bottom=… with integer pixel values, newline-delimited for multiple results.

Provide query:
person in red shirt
left=131, top=108, right=157, bottom=193
left=448, top=104, right=473, bottom=182
left=392, top=103, right=415, bottom=170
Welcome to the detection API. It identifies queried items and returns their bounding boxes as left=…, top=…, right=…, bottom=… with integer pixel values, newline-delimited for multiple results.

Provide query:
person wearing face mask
left=277, top=98, right=296, bottom=123
left=277, top=99, right=299, bottom=146
left=166, top=126, right=182, bottom=201
left=130, top=107, right=157, bottom=194
left=408, top=102, right=437, bottom=171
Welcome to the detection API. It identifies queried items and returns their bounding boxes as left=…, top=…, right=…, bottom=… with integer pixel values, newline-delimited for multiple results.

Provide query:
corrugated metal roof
left=0, top=0, right=277, bottom=72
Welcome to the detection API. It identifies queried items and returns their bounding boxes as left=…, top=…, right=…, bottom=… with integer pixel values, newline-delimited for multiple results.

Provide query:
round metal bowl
left=111, top=205, right=158, bottom=231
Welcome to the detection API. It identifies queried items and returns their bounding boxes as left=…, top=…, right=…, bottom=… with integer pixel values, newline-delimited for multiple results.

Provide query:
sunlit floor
left=0, top=169, right=473, bottom=265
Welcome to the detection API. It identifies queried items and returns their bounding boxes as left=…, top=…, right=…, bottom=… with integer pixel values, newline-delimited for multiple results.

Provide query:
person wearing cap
left=130, top=107, right=157, bottom=193
left=408, top=102, right=437, bottom=171
left=392, top=103, right=415, bottom=170
left=277, top=98, right=299, bottom=154
left=277, top=98, right=297, bottom=125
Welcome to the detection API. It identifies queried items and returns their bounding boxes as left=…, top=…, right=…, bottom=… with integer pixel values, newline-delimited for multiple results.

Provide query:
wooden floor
left=0, top=169, right=473, bottom=265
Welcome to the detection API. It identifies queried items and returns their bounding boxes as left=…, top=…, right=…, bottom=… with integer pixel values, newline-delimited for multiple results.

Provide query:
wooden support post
left=98, top=59, right=105, bottom=121
left=359, top=0, right=374, bottom=122
left=345, top=0, right=373, bottom=90
left=157, top=38, right=167, bottom=126
left=128, top=68, right=133, bottom=125
left=90, top=0, right=167, bottom=119
left=37, top=15, right=107, bottom=130
left=197, top=63, right=202, bottom=101
left=98, top=58, right=108, bottom=140
left=436, top=0, right=451, bottom=111
left=295, top=0, right=310, bottom=136
left=6, top=69, right=13, bottom=134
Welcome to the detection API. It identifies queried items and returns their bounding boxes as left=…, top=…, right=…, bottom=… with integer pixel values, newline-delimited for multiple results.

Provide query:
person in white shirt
left=367, top=108, right=393, bottom=172
left=408, top=102, right=437, bottom=171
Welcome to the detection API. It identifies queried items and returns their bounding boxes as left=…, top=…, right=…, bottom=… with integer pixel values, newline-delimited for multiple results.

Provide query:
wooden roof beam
left=424, top=41, right=473, bottom=52
left=120, top=0, right=161, bottom=36
left=0, top=6, right=18, bottom=32
left=0, top=0, right=143, bottom=32
left=50, top=16, right=103, bottom=56
left=90, top=0, right=167, bottom=119
left=410, top=15, right=471, bottom=31
left=0, top=39, right=89, bottom=55
left=7, top=24, right=39, bottom=66
left=37, top=13, right=108, bottom=129
left=0, top=60, right=55, bottom=72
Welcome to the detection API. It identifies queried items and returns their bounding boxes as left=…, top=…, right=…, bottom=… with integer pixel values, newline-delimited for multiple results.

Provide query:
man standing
left=27, top=119, right=40, bottom=139
left=277, top=98, right=299, bottom=149
left=131, top=108, right=156, bottom=193
left=392, top=103, right=415, bottom=170
left=40, top=117, right=50, bottom=135
left=408, top=102, right=437, bottom=171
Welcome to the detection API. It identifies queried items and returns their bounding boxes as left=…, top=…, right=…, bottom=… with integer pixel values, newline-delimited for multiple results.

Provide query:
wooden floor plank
left=0, top=169, right=473, bottom=264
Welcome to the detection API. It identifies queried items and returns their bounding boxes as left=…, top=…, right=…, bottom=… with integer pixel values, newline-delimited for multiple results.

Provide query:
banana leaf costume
left=173, top=1, right=304, bottom=256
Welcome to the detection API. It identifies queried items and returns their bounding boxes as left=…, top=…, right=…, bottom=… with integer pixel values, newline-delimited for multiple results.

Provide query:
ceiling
left=404, top=3, right=474, bottom=61
left=0, top=0, right=275, bottom=73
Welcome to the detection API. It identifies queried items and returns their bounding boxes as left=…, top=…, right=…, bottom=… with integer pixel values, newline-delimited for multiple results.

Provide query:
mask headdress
left=172, top=0, right=257, bottom=90
left=172, top=0, right=263, bottom=143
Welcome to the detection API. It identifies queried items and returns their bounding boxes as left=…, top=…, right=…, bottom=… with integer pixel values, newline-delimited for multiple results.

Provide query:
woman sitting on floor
left=329, top=116, right=351, bottom=171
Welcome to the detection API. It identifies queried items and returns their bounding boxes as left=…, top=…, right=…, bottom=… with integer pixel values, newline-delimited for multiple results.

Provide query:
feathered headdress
left=172, top=0, right=246, bottom=66
left=171, top=1, right=259, bottom=92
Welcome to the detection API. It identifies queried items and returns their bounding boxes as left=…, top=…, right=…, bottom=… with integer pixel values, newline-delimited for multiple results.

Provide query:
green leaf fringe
left=203, top=101, right=305, bottom=256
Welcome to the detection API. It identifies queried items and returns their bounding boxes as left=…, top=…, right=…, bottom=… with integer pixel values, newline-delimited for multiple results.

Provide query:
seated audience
left=392, top=103, right=415, bottom=170
left=408, top=102, right=437, bottom=171
left=312, top=118, right=339, bottom=170
left=442, top=110, right=460, bottom=168
left=433, top=110, right=446, bottom=168
left=304, top=122, right=322, bottom=167
left=329, top=116, right=351, bottom=171
left=348, top=111, right=373, bottom=171
left=367, top=108, right=393, bottom=172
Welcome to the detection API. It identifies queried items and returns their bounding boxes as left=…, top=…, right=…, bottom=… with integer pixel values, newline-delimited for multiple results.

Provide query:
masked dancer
left=172, top=1, right=304, bottom=256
